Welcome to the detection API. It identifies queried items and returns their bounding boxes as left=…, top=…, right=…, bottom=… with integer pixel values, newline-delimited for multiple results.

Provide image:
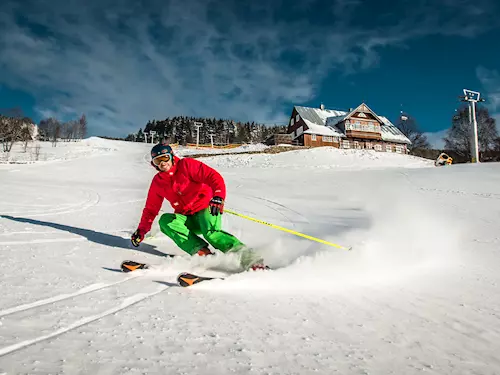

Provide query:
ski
left=121, top=260, right=150, bottom=272
left=120, top=255, right=176, bottom=273
left=177, top=272, right=223, bottom=287
left=176, top=265, right=272, bottom=287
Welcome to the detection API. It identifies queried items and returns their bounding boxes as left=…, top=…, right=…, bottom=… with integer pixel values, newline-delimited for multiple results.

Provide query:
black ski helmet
left=150, top=143, right=174, bottom=169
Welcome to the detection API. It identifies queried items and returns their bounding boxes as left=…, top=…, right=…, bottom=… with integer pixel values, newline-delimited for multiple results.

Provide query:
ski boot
left=197, top=247, right=214, bottom=256
left=229, top=246, right=270, bottom=271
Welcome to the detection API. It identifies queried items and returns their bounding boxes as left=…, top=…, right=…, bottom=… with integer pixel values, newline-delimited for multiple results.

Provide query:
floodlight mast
left=194, top=122, right=203, bottom=147
left=460, top=89, right=484, bottom=163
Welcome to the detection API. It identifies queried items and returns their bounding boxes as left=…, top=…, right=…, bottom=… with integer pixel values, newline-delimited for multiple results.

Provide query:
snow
left=0, top=137, right=120, bottom=164
left=198, top=146, right=433, bottom=170
left=302, top=119, right=345, bottom=138
left=1, top=137, right=500, bottom=374
left=175, top=143, right=269, bottom=156
left=295, top=106, right=346, bottom=125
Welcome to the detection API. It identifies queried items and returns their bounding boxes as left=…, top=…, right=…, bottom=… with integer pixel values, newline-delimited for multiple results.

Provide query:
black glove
left=131, top=229, right=144, bottom=247
left=209, top=196, right=224, bottom=216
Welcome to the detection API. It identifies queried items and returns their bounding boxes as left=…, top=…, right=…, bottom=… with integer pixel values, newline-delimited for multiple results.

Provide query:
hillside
left=1, top=138, right=499, bottom=374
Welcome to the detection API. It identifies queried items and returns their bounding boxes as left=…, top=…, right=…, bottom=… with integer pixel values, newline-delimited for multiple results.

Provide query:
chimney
left=320, top=103, right=325, bottom=110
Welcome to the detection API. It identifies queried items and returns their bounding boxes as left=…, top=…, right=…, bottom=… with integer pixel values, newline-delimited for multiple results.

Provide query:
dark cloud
left=0, top=0, right=498, bottom=135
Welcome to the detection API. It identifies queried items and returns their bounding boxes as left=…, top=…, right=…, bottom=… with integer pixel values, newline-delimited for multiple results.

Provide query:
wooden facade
left=287, top=107, right=306, bottom=139
left=302, top=134, right=341, bottom=148
left=264, top=133, right=293, bottom=146
left=301, top=134, right=407, bottom=153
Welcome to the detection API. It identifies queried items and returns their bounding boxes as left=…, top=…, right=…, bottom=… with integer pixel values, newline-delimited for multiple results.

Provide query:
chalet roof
left=378, top=116, right=412, bottom=144
left=294, top=105, right=411, bottom=145
left=295, top=106, right=346, bottom=126
left=302, top=119, right=346, bottom=138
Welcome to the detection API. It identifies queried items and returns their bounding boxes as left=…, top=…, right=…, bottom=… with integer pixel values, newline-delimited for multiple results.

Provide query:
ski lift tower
left=460, top=89, right=485, bottom=163
left=149, top=130, right=156, bottom=144
left=209, top=134, right=215, bottom=148
left=194, top=122, right=203, bottom=147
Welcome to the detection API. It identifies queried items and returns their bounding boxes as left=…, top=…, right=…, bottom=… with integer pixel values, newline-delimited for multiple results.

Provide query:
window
left=296, top=114, right=300, bottom=122
left=323, top=136, right=333, bottom=142
left=291, top=118, right=294, bottom=126
left=311, top=134, right=317, bottom=141
left=395, top=145, right=404, bottom=153
left=374, top=144, right=382, bottom=151
left=342, top=140, right=350, bottom=149
left=385, top=144, right=392, bottom=152
left=354, top=141, right=361, bottom=149
left=365, top=142, right=372, bottom=149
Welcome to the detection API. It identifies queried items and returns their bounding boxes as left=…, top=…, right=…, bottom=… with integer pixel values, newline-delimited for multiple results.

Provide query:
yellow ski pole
left=225, top=208, right=352, bottom=251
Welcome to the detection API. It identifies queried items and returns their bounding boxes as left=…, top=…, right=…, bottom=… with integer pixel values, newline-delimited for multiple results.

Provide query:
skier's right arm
left=137, top=177, right=163, bottom=236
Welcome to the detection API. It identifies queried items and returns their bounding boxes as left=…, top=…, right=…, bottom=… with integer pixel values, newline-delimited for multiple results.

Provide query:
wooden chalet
left=286, top=103, right=411, bottom=153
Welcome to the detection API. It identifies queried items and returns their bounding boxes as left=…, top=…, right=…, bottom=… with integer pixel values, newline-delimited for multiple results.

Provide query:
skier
left=130, top=143, right=267, bottom=271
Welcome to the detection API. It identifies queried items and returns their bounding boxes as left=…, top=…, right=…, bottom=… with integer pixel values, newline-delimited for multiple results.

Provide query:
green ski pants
left=158, top=208, right=244, bottom=255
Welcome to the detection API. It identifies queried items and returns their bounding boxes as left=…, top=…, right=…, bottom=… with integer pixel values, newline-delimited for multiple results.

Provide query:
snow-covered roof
left=303, top=119, right=346, bottom=137
left=295, top=106, right=346, bottom=126
left=295, top=105, right=411, bottom=145
left=378, top=116, right=412, bottom=144
left=325, top=115, right=346, bottom=127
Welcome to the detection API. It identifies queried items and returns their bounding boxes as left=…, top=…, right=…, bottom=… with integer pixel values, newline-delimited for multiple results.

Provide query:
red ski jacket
left=138, top=156, right=226, bottom=234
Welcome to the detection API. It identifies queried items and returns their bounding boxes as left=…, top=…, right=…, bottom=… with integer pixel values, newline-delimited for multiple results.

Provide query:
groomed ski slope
left=1, top=138, right=500, bottom=374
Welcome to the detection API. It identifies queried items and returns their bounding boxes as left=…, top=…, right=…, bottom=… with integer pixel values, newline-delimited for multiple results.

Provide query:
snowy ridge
left=199, top=146, right=433, bottom=170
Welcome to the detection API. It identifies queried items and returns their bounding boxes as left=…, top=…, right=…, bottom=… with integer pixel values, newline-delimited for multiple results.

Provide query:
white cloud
left=0, top=0, right=499, bottom=136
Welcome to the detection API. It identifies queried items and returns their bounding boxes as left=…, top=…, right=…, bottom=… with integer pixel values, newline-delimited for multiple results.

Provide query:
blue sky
left=1, top=0, right=499, bottom=142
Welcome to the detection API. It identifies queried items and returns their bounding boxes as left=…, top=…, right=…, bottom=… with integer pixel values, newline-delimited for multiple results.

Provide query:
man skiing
left=130, top=143, right=266, bottom=271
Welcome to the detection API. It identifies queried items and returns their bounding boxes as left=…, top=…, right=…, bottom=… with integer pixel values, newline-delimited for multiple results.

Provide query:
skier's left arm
left=184, top=157, right=226, bottom=215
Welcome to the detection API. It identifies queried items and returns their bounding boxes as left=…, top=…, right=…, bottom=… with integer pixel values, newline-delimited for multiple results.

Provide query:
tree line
left=0, top=107, right=88, bottom=152
left=125, top=116, right=287, bottom=145
left=38, top=115, right=88, bottom=145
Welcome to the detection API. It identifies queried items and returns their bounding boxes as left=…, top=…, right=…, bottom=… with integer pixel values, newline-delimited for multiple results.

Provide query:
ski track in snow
left=244, top=194, right=310, bottom=226
left=0, top=284, right=169, bottom=357
left=0, top=274, right=143, bottom=318
left=0, top=187, right=100, bottom=217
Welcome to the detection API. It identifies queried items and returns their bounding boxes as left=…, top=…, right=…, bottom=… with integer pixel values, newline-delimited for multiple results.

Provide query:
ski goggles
left=152, top=154, right=171, bottom=166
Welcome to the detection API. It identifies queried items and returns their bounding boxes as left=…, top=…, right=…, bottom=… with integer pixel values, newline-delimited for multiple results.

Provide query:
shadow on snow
left=0, top=215, right=168, bottom=258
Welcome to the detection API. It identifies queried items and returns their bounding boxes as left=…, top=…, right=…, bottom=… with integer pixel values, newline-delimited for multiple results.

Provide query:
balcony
left=345, top=122, right=382, bottom=140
